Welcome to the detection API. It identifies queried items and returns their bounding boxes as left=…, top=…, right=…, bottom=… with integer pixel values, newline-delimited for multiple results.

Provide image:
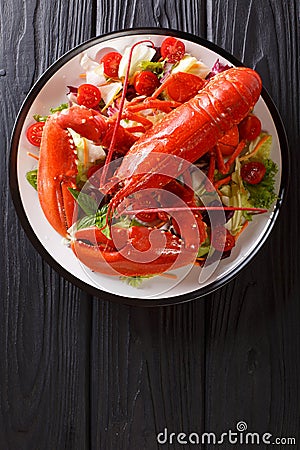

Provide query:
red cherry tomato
left=211, top=226, right=236, bottom=252
left=26, top=122, right=45, bottom=147
left=100, top=52, right=122, bottom=78
left=134, top=71, right=160, bottom=96
left=132, top=192, right=159, bottom=223
left=238, top=115, right=262, bottom=141
left=77, top=84, right=101, bottom=108
left=241, top=161, right=266, bottom=185
left=160, top=37, right=185, bottom=63
left=166, top=72, right=205, bottom=102
left=136, top=211, right=158, bottom=223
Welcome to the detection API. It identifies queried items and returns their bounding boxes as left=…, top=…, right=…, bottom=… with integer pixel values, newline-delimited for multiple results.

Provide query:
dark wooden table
left=1, top=1, right=299, bottom=448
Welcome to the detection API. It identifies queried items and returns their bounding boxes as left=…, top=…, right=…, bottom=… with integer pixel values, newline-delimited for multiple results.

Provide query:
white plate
left=10, top=29, right=288, bottom=306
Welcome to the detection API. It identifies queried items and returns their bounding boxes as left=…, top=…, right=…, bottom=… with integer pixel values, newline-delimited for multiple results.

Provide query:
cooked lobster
left=37, top=66, right=262, bottom=277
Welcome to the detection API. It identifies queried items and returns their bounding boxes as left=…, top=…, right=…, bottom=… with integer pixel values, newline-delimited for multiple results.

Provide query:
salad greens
left=244, top=159, right=278, bottom=209
left=241, top=134, right=278, bottom=209
left=139, top=60, right=165, bottom=76
left=33, top=102, right=69, bottom=122
left=26, top=169, right=38, bottom=190
left=120, top=275, right=156, bottom=288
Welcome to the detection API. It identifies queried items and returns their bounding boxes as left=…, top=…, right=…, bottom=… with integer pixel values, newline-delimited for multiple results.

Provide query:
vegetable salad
left=25, top=36, right=278, bottom=286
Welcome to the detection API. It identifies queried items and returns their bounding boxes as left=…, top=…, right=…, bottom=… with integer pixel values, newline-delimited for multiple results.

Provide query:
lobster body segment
left=113, top=68, right=262, bottom=198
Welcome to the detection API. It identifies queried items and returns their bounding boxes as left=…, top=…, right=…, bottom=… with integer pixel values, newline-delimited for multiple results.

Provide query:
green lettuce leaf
left=251, top=134, right=272, bottom=161
left=242, top=134, right=278, bottom=209
left=197, top=237, right=211, bottom=258
left=139, top=60, right=164, bottom=75
left=49, top=103, right=69, bottom=113
left=120, top=275, right=156, bottom=287
left=244, top=159, right=278, bottom=209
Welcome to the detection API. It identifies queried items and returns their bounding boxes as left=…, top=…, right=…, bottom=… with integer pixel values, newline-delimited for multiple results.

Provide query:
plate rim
left=9, top=27, right=290, bottom=307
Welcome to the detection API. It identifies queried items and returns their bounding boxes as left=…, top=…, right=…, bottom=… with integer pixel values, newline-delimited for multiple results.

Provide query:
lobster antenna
left=99, top=39, right=155, bottom=188
left=119, top=205, right=268, bottom=215
left=98, top=40, right=155, bottom=231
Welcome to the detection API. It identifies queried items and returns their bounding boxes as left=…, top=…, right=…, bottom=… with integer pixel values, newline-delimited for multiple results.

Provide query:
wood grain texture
left=90, top=302, right=206, bottom=449
left=0, top=0, right=95, bottom=448
left=206, top=0, right=300, bottom=442
left=96, top=0, right=206, bottom=35
left=1, top=0, right=299, bottom=449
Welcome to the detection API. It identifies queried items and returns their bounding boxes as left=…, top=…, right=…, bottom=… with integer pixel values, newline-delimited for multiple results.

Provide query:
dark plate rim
left=9, top=27, right=290, bottom=307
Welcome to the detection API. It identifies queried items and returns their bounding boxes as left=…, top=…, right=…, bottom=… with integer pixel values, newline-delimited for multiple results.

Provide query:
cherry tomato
left=211, top=226, right=236, bottom=252
left=77, top=84, right=101, bottom=108
left=238, top=115, right=262, bottom=141
left=100, top=52, right=122, bottom=78
left=26, top=122, right=45, bottom=147
left=87, top=163, right=104, bottom=187
left=134, top=71, right=160, bottom=96
left=160, top=37, right=185, bottom=63
left=241, top=161, right=266, bottom=185
left=136, top=211, right=158, bottom=223
left=133, top=192, right=158, bottom=223
left=135, top=207, right=158, bottom=222
left=166, top=72, right=205, bottom=102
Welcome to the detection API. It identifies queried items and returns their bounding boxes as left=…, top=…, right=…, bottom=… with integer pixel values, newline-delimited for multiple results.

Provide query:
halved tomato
left=77, top=84, right=101, bottom=108
left=160, top=37, right=185, bottom=63
left=100, top=52, right=122, bottom=78
left=26, top=122, right=45, bottom=147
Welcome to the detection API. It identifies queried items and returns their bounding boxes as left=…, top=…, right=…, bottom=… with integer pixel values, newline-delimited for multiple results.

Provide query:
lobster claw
left=38, top=116, right=78, bottom=236
left=71, top=225, right=198, bottom=277
left=37, top=105, right=138, bottom=237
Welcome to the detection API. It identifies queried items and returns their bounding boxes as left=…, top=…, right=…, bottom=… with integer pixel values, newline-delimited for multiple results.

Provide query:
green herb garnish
left=26, top=169, right=38, bottom=190
left=49, top=103, right=69, bottom=113
left=68, top=188, right=99, bottom=216
left=120, top=275, right=156, bottom=287
left=33, top=114, right=48, bottom=122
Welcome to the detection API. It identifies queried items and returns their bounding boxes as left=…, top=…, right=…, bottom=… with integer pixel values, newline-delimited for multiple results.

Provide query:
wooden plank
left=90, top=301, right=207, bottom=449
left=0, top=0, right=95, bottom=448
left=96, top=0, right=206, bottom=34
left=205, top=0, right=300, bottom=442
left=91, top=1, right=208, bottom=448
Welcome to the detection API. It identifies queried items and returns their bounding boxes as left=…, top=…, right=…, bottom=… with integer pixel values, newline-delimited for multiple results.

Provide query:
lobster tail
left=199, top=67, right=262, bottom=133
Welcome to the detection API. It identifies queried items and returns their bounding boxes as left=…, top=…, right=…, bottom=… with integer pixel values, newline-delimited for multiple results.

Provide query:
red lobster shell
left=37, top=67, right=262, bottom=277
